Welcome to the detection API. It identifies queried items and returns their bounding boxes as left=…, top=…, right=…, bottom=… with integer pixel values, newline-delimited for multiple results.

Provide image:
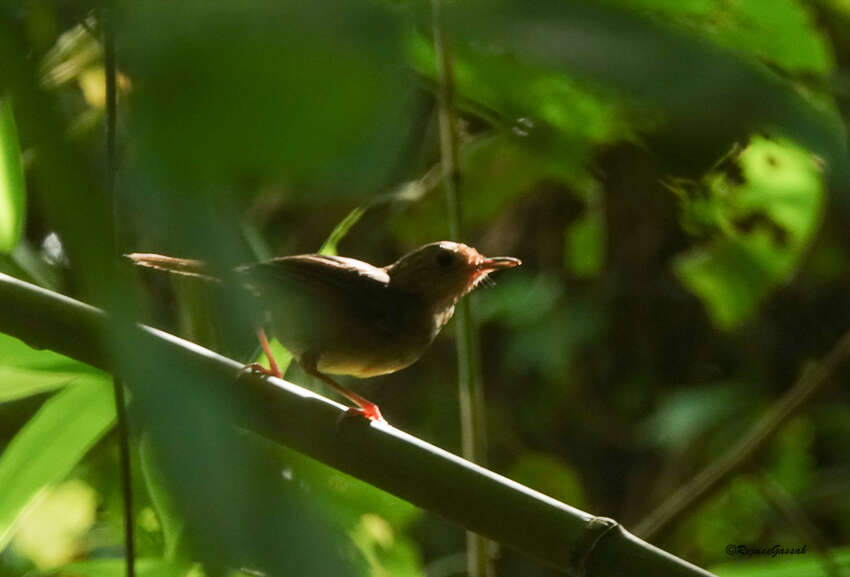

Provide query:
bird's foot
left=241, top=362, right=282, bottom=379
left=346, top=402, right=386, bottom=423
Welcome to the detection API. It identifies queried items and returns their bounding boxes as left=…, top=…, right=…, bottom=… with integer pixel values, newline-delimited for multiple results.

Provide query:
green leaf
left=565, top=188, right=606, bottom=278
left=39, top=558, right=190, bottom=577
left=613, top=0, right=834, bottom=75
left=638, top=382, right=742, bottom=453
left=0, top=99, right=26, bottom=253
left=139, top=433, right=186, bottom=563
left=12, top=479, right=97, bottom=568
left=0, top=332, right=98, bottom=373
left=120, top=0, right=412, bottom=194
left=0, top=377, right=115, bottom=553
left=444, top=0, right=847, bottom=178
left=0, top=367, right=77, bottom=403
left=0, top=333, right=104, bottom=401
left=261, top=441, right=424, bottom=577
left=319, top=206, right=366, bottom=257
left=674, top=137, right=824, bottom=328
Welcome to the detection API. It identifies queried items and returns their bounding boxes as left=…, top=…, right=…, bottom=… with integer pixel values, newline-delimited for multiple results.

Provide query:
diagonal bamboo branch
left=0, top=271, right=716, bottom=577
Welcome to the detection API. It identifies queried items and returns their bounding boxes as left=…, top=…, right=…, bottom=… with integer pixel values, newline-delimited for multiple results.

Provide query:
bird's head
left=386, top=241, right=521, bottom=313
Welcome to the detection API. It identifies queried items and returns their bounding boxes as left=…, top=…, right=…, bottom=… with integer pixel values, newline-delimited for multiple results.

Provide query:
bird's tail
left=125, top=253, right=217, bottom=281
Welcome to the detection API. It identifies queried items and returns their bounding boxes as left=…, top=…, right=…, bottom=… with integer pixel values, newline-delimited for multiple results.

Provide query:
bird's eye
left=436, top=251, right=454, bottom=268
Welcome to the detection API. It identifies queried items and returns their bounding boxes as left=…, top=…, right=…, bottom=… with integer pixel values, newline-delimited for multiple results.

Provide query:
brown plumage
left=127, top=241, right=520, bottom=421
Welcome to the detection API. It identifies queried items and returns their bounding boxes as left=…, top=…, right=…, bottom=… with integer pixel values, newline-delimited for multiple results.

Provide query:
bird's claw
left=240, top=362, right=282, bottom=379
left=345, top=403, right=386, bottom=423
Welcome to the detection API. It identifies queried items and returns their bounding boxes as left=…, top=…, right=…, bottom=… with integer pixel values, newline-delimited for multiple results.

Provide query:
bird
left=127, top=241, right=521, bottom=421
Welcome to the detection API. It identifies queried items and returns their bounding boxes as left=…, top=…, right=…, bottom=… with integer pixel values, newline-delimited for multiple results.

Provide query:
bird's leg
left=243, top=328, right=282, bottom=378
left=301, top=359, right=385, bottom=422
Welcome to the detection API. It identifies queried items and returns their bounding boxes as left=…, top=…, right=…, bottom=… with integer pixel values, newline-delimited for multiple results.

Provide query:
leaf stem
left=431, top=1, right=492, bottom=575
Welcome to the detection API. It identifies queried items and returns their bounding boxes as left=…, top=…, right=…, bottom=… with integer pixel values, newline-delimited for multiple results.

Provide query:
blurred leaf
left=507, top=453, right=586, bottom=508
left=390, top=135, right=576, bottom=244
left=505, top=295, right=604, bottom=381
left=0, top=333, right=99, bottom=373
left=444, top=0, right=847, bottom=178
left=674, top=137, right=824, bottom=328
left=319, top=206, right=367, bottom=257
left=271, top=443, right=421, bottom=530
left=0, top=99, right=26, bottom=253
left=614, top=0, right=834, bottom=74
left=121, top=336, right=360, bottom=576
left=0, top=377, right=115, bottom=554
left=350, top=514, right=423, bottom=577
left=476, top=272, right=563, bottom=328
left=710, top=546, right=850, bottom=577
left=638, top=382, right=742, bottom=453
left=674, top=477, right=771, bottom=559
left=120, top=0, right=412, bottom=193
left=40, top=558, right=190, bottom=577
left=565, top=187, right=606, bottom=278
left=139, top=433, right=186, bottom=563
left=766, top=417, right=816, bottom=496
left=0, top=367, right=77, bottom=403
left=409, top=32, right=634, bottom=171
left=12, top=479, right=96, bottom=568
left=38, top=22, right=102, bottom=89
left=247, top=437, right=423, bottom=576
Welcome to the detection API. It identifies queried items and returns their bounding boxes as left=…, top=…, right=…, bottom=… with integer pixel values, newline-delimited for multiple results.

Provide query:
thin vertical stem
left=103, top=7, right=136, bottom=577
left=431, top=1, right=492, bottom=575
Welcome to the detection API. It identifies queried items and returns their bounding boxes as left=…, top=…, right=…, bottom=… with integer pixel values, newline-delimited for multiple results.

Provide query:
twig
left=431, top=1, right=492, bottom=575
left=103, top=7, right=136, bottom=577
left=635, top=327, right=850, bottom=540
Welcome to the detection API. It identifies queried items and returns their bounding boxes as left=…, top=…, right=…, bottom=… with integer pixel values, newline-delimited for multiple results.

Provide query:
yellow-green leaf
left=0, top=100, right=26, bottom=253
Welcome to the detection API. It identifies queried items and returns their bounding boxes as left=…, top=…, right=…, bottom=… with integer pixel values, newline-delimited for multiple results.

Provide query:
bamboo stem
left=0, top=271, right=716, bottom=577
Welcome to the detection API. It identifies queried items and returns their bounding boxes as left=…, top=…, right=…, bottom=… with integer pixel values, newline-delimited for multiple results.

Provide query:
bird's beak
left=478, top=256, right=522, bottom=271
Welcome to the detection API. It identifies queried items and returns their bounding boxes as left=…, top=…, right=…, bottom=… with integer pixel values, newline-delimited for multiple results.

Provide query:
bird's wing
left=236, top=254, right=392, bottom=321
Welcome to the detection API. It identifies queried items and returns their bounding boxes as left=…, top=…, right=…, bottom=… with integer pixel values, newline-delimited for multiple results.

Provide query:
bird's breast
left=266, top=288, right=440, bottom=378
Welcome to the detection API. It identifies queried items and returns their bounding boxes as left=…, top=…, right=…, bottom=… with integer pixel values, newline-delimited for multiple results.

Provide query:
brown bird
left=127, top=241, right=521, bottom=421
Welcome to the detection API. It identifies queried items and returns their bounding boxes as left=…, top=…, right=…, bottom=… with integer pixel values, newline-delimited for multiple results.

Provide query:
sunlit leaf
left=0, top=99, right=26, bottom=253
left=614, top=0, right=834, bottom=75
left=0, top=367, right=77, bottom=403
left=443, top=0, right=847, bottom=178
left=13, top=479, right=97, bottom=568
left=0, top=333, right=98, bottom=373
left=674, top=137, right=824, bottom=328
left=0, top=377, right=115, bottom=553
left=319, top=206, right=366, bottom=257
left=350, top=514, right=423, bottom=577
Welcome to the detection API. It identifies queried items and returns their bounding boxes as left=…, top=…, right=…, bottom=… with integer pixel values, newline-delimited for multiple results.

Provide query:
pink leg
left=251, top=328, right=282, bottom=378
left=302, top=362, right=385, bottom=422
